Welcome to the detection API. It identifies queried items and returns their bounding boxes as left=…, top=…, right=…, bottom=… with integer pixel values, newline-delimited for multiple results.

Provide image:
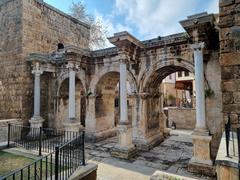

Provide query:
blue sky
left=45, top=0, right=218, bottom=45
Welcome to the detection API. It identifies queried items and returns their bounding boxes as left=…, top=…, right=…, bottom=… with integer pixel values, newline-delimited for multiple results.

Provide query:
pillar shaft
left=191, top=42, right=206, bottom=130
left=29, top=64, right=44, bottom=132
left=120, top=61, right=128, bottom=123
left=33, top=70, right=42, bottom=117
left=86, top=95, right=96, bottom=132
left=69, top=68, right=76, bottom=120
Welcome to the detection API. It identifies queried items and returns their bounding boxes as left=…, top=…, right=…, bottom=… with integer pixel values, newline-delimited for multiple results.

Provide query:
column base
left=188, top=130, right=215, bottom=176
left=163, top=128, right=171, bottom=137
left=29, top=116, right=44, bottom=128
left=133, top=133, right=163, bottom=151
left=111, top=144, right=137, bottom=159
left=85, top=128, right=116, bottom=142
left=64, top=121, right=84, bottom=133
left=111, top=124, right=137, bottom=159
left=27, top=116, right=44, bottom=138
left=188, top=160, right=216, bottom=177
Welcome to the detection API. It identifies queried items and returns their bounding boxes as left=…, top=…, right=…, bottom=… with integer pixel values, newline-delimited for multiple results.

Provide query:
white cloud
left=92, top=0, right=219, bottom=49
left=114, top=0, right=219, bottom=39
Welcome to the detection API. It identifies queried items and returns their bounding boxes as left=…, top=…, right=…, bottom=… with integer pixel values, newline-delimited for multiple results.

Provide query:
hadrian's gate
left=28, top=13, right=222, bottom=174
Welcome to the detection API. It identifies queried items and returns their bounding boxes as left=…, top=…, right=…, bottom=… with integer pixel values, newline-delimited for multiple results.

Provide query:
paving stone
left=96, top=152, right=111, bottom=158
left=102, top=143, right=115, bottom=149
left=167, top=165, right=179, bottom=173
left=96, top=147, right=108, bottom=152
left=84, top=130, right=214, bottom=179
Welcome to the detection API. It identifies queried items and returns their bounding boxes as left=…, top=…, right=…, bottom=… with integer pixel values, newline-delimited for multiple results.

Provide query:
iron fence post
left=39, top=127, right=42, bottom=156
left=237, top=128, right=240, bottom=180
left=55, top=146, right=59, bottom=180
left=82, top=131, right=85, bottom=166
left=7, top=123, right=10, bottom=148
left=225, top=113, right=231, bottom=157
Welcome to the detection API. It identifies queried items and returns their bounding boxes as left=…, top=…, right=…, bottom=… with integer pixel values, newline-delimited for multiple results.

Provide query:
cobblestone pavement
left=85, top=130, right=216, bottom=180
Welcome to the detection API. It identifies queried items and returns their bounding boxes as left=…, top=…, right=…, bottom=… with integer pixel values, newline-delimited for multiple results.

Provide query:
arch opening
left=55, top=77, right=86, bottom=128
left=140, top=62, right=195, bottom=139
left=94, top=71, right=134, bottom=136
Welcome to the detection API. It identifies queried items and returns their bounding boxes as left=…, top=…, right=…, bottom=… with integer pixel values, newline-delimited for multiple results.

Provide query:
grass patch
left=0, top=150, right=69, bottom=179
left=0, top=151, right=35, bottom=177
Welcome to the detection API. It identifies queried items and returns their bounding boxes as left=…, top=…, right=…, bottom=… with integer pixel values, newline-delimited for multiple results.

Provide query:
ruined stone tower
left=0, top=0, right=90, bottom=122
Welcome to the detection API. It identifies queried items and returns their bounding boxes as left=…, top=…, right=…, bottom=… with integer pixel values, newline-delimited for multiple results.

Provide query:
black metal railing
left=224, top=112, right=240, bottom=179
left=7, top=124, right=80, bottom=156
left=225, top=113, right=240, bottom=158
left=2, top=131, right=85, bottom=180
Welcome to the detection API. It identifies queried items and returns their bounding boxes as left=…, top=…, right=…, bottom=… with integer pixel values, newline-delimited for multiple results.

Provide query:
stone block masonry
left=219, top=0, right=240, bottom=118
left=168, top=108, right=196, bottom=130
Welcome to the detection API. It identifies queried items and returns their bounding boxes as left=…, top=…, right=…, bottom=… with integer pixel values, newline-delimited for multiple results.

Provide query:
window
left=169, top=74, right=172, bottom=80
left=57, top=43, right=64, bottom=50
left=178, top=72, right=182, bottom=77
left=184, top=71, right=189, bottom=77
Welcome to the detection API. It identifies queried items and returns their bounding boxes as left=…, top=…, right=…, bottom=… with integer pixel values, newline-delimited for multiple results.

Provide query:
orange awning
left=175, top=80, right=192, bottom=90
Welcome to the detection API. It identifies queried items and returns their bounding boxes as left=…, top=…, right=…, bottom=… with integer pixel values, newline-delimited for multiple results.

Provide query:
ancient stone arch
left=56, top=69, right=87, bottom=96
left=133, top=58, right=195, bottom=150
left=54, top=69, right=87, bottom=129
left=140, top=58, right=194, bottom=93
left=89, top=66, right=137, bottom=94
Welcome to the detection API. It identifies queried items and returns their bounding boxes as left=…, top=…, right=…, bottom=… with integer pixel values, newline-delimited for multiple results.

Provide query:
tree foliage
left=70, top=1, right=107, bottom=50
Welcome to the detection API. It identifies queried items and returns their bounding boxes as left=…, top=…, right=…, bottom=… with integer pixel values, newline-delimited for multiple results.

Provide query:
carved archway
left=88, top=66, right=138, bottom=139
left=140, top=58, right=194, bottom=92
left=89, top=66, right=137, bottom=94
left=54, top=70, right=86, bottom=128
left=134, top=58, right=195, bottom=148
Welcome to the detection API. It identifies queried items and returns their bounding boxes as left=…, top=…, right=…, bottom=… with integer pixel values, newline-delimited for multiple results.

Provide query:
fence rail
left=3, top=125, right=85, bottom=180
left=7, top=124, right=80, bottom=156
left=224, top=112, right=240, bottom=180
left=225, top=113, right=240, bottom=158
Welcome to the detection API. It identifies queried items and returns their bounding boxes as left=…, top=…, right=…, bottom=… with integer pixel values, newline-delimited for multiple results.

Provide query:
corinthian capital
left=191, top=42, right=205, bottom=51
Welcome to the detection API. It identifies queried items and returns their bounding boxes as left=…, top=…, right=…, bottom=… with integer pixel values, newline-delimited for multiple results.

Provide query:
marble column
left=111, top=58, right=136, bottom=159
left=188, top=42, right=214, bottom=176
left=29, top=62, right=44, bottom=129
left=192, top=42, right=207, bottom=132
left=120, top=62, right=128, bottom=123
left=64, top=62, right=83, bottom=133
left=68, top=66, right=76, bottom=120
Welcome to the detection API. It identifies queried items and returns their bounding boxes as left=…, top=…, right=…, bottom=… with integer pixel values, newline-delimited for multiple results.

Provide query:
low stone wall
left=150, top=170, right=198, bottom=180
left=0, top=119, right=22, bottom=142
left=168, top=108, right=196, bottom=130
left=215, top=132, right=239, bottom=180
left=69, top=163, right=98, bottom=180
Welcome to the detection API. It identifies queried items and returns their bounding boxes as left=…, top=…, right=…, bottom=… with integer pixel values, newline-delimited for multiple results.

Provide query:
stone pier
left=111, top=56, right=136, bottom=159
left=188, top=43, right=214, bottom=176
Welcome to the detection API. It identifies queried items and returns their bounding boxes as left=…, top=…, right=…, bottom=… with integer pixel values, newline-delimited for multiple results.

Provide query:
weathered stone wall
left=0, top=119, right=22, bottom=142
left=0, top=0, right=26, bottom=121
left=0, top=0, right=90, bottom=123
left=205, top=52, right=223, bottom=159
left=217, top=0, right=240, bottom=173
left=168, top=108, right=196, bottom=130
left=219, top=0, right=240, bottom=117
left=21, top=0, right=90, bottom=53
